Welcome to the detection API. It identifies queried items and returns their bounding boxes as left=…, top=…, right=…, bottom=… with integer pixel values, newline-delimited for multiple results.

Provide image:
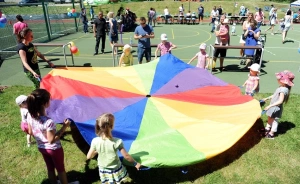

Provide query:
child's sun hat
left=275, top=70, right=295, bottom=86
left=248, top=63, right=260, bottom=72
left=15, top=95, right=27, bottom=105
left=160, top=33, right=168, bottom=41
left=199, top=43, right=206, bottom=50
left=123, top=44, right=132, bottom=52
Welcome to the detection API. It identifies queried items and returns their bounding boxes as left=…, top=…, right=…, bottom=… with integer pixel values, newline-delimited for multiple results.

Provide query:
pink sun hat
left=275, top=70, right=295, bottom=87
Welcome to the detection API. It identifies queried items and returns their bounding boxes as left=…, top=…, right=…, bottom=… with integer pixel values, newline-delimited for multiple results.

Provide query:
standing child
left=188, top=43, right=209, bottom=69
left=241, top=63, right=260, bottom=96
left=154, top=33, right=177, bottom=59
left=231, top=22, right=236, bottom=36
left=26, top=89, right=77, bottom=184
left=87, top=113, right=141, bottom=184
left=119, top=44, right=133, bottom=67
left=260, top=70, right=295, bottom=139
left=15, top=95, right=32, bottom=147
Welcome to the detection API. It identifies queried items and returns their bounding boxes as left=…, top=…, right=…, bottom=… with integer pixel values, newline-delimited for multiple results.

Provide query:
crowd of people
left=11, top=3, right=297, bottom=183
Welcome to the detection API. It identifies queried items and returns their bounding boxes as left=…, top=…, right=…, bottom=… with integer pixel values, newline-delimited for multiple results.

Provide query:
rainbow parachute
left=42, top=54, right=261, bottom=168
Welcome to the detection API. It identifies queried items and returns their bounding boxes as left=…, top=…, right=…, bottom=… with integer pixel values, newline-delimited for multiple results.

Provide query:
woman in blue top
left=243, top=21, right=260, bottom=67
left=108, top=12, right=119, bottom=55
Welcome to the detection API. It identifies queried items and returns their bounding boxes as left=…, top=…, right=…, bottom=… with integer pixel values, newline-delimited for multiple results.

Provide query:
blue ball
left=0, top=22, right=5, bottom=28
left=298, top=48, right=300, bottom=53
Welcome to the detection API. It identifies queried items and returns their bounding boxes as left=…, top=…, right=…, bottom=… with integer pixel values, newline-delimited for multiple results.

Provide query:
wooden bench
left=112, top=43, right=158, bottom=67
left=208, top=44, right=264, bottom=72
left=33, top=42, right=74, bottom=67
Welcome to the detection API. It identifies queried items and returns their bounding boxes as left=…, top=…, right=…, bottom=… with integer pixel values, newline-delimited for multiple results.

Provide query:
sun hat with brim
left=248, top=63, right=260, bottom=72
left=199, top=43, right=206, bottom=50
left=15, top=95, right=27, bottom=105
left=275, top=70, right=295, bottom=87
left=161, top=33, right=168, bottom=41
left=123, top=44, right=132, bottom=52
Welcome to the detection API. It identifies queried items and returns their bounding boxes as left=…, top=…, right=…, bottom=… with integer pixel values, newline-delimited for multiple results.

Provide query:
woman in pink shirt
left=13, top=15, right=28, bottom=35
left=155, top=33, right=177, bottom=59
left=254, top=8, right=264, bottom=28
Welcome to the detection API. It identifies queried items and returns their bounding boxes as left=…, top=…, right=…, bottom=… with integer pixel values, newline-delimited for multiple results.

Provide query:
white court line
left=265, top=47, right=297, bottom=49
left=264, top=49, right=276, bottom=56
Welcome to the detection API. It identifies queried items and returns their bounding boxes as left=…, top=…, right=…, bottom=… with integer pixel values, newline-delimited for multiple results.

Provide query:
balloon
left=67, top=8, right=70, bottom=11
left=0, top=17, right=7, bottom=24
left=71, top=9, right=76, bottom=13
left=208, top=60, right=216, bottom=69
left=0, top=22, right=5, bottom=28
left=68, top=41, right=75, bottom=49
left=70, top=46, right=78, bottom=54
left=1, top=14, right=6, bottom=19
left=67, top=12, right=72, bottom=17
left=298, top=48, right=300, bottom=54
left=74, top=50, right=80, bottom=56
left=72, top=12, right=77, bottom=17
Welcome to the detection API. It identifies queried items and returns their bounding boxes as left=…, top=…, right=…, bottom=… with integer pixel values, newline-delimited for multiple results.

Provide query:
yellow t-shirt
left=121, top=52, right=133, bottom=67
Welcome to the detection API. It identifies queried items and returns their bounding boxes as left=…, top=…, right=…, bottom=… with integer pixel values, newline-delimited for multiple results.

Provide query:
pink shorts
left=38, top=147, right=65, bottom=172
left=20, top=121, right=29, bottom=134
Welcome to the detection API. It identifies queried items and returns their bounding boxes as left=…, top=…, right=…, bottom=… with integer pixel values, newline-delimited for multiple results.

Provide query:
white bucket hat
left=199, top=43, right=206, bottom=50
left=123, top=44, right=132, bottom=52
left=248, top=63, right=260, bottom=72
left=160, top=33, right=168, bottom=41
left=15, top=95, right=27, bottom=105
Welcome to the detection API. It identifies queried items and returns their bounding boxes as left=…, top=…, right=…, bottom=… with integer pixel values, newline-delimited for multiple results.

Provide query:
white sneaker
left=27, top=143, right=31, bottom=147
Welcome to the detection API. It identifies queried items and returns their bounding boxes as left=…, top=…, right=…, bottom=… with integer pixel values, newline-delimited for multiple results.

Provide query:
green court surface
left=1, top=23, right=299, bottom=94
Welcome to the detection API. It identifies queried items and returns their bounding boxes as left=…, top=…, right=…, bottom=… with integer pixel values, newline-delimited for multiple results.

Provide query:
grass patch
left=1, top=85, right=300, bottom=183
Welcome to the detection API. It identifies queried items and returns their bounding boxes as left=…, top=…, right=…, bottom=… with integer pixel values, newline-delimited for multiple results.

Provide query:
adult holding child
left=239, top=13, right=254, bottom=63
left=17, top=28, right=54, bottom=89
left=282, top=10, right=293, bottom=44
left=134, top=17, right=155, bottom=64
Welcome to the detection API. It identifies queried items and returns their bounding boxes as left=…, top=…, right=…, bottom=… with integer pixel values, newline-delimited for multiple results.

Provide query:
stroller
left=240, top=34, right=266, bottom=65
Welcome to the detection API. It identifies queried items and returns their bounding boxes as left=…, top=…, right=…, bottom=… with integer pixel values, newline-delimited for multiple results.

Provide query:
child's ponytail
left=27, top=89, right=51, bottom=119
left=95, top=113, right=114, bottom=139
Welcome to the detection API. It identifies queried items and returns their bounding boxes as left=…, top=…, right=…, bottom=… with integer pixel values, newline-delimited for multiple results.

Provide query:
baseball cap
left=15, top=95, right=27, bottom=105
left=161, top=33, right=168, bottom=41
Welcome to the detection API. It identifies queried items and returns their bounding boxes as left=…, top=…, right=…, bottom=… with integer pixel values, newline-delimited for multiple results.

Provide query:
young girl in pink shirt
left=154, top=33, right=177, bottom=59
left=188, top=43, right=209, bottom=69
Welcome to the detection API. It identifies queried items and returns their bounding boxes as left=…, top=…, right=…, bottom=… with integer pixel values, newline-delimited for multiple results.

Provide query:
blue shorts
left=137, top=47, right=151, bottom=62
left=109, top=32, right=118, bottom=43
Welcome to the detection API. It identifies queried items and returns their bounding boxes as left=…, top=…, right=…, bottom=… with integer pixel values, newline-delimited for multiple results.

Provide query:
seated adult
left=179, top=12, right=184, bottom=24
left=191, top=12, right=197, bottom=24
left=185, top=11, right=191, bottom=24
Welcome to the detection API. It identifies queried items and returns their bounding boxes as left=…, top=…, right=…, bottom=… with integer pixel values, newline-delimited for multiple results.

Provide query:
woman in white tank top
left=282, top=10, right=293, bottom=44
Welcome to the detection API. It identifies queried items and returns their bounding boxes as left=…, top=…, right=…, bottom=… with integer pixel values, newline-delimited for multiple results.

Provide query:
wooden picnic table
left=227, top=16, right=248, bottom=25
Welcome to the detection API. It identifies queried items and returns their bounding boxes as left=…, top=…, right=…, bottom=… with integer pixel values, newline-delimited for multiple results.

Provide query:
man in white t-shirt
left=210, top=6, right=219, bottom=32
left=164, top=6, right=170, bottom=24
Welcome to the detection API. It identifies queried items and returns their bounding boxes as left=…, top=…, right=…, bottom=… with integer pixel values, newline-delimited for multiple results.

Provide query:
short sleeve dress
left=266, top=86, right=289, bottom=119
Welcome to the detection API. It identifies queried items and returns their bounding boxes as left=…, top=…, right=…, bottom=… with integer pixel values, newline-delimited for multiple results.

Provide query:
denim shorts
left=137, top=47, right=151, bottom=62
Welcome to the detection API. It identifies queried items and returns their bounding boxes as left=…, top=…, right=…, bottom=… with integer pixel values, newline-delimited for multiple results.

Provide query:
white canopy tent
left=291, top=0, right=300, bottom=7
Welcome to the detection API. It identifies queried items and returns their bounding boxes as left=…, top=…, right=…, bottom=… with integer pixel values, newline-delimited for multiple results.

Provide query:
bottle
left=130, top=36, right=133, bottom=45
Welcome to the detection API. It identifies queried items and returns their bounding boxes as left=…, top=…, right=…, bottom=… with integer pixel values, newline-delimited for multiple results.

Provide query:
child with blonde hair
left=260, top=70, right=295, bottom=139
left=119, top=44, right=133, bottom=67
left=241, top=63, right=260, bottom=96
left=155, top=33, right=177, bottom=59
left=15, top=95, right=32, bottom=147
left=87, top=113, right=141, bottom=183
left=188, top=43, right=209, bottom=69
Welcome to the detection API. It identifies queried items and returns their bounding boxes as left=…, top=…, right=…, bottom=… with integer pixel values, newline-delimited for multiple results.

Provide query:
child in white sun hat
left=119, top=44, right=133, bottom=67
left=188, top=43, right=209, bottom=69
left=155, top=33, right=177, bottom=59
left=241, top=63, right=260, bottom=96
left=15, top=94, right=32, bottom=147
